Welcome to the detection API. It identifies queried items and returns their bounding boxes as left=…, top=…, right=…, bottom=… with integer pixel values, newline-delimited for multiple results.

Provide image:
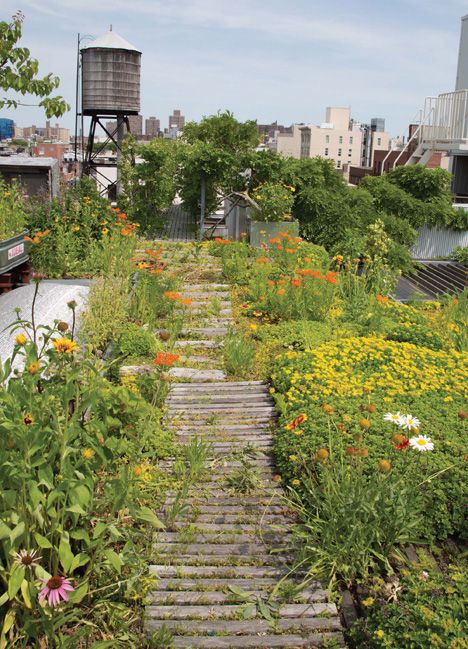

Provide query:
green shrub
left=452, top=245, right=468, bottom=265
left=386, top=321, right=443, bottom=351
left=116, top=323, right=160, bottom=358
left=0, top=178, right=27, bottom=240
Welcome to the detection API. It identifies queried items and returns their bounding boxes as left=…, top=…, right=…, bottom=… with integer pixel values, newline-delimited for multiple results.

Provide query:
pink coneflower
left=39, top=575, right=74, bottom=607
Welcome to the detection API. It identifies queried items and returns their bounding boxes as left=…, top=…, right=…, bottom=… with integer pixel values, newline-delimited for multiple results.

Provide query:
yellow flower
left=291, top=479, right=300, bottom=486
left=23, top=413, right=34, bottom=426
left=289, top=455, right=297, bottom=462
left=72, top=225, right=81, bottom=232
left=82, top=448, right=95, bottom=460
left=101, top=227, right=109, bottom=235
left=378, top=459, right=392, bottom=473
left=250, top=324, right=258, bottom=331
left=52, top=338, right=80, bottom=353
left=362, top=596, right=375, bottom=607
left=374, top=629, right=385, bottom=639
left=315, top=448, right=329, bottom=462
left=15, top=333, right=27, bottom=346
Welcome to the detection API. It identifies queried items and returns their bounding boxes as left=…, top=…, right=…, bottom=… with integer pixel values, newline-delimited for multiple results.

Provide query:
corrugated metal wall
left=412, top=226, right=468, bottom=259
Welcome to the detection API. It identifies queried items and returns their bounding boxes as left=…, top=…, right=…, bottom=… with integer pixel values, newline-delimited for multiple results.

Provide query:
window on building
left=339, top=136, right=343, bottom=144
left=348, top=149, right=352, bottom=156
left=336, top=160, right=341, bottom=168
left=377, top=137, right=382, bottom=146
left=349, top=136, right=353, bottom=144
left=324, top=148, right=329, bottom=156
left=338, top=148, right=342, bottom=156
left=325, top=135, right=330, bottom=143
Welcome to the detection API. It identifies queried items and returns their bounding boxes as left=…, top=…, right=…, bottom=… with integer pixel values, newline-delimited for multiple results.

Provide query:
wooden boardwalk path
left=156, top=203, right=197, bottom=242
left=145, top=251, right=344, bottom=648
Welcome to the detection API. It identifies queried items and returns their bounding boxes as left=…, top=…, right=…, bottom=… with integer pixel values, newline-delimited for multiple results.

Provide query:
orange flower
left=277, top=289, right=285, bottom=295
left=285, top=248, right=297, bottom=254
left=285, top=413, right=308, bottom=430
left=378, top=459, right=392, bottom=472
left=291, top=279, right=302, bottom=287
left=376, top=294, right=389, bottom=303
left=345, top=446, right=356, bottom=456
left=154, top=352, right=180, bottom=367
left=269, top=237, right=281, bottom=244
left=277, top=280, right=284, bottom=285
left=255, top=257, right=269, bottom=263
left=267, top=280, right=275, bottom=287
left=164, top=291, right=181, bottom=300
left=322, top=403, right=334, bottom=414
left=358, top=448, right=369, bottom=457
left=359, top=418, right=371, bottom=429
left=181, top=298, right=192, bottom=306
left=325, top=271, right=338, bottom=284
left=276, top=245, right=284, bottom=251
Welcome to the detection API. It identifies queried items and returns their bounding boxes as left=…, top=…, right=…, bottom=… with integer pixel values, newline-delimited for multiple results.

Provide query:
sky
left=1, top=0, right=468, bottom=137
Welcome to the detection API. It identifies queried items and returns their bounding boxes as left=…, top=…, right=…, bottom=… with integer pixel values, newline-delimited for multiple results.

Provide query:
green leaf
left=34, top=532, right=53, bottom=549
left=20, top=579, right=31, bottom=608
left=66, top=504, right=87, bottom=515
left=242, top=603, right=257, bottom=619
left=93, top=522, right=107, bottom=539
left=104, top=549, right=122, bottom=574
left=58, top=538, right=74, bottom=573
left=9, top=521, right=25, bottom=545
left=0, top=521, right=10, bottom=541
left=135, top=507, right=165, bottom=529
left=69, top=580, right=88, bottom=604
left=0, top=592, right=9, bottom=607
left=8, top=564, right=25, bottom=599
left=70, top=553, right=90, bottom=572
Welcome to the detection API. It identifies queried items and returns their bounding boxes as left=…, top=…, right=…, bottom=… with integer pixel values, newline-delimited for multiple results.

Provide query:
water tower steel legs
left=82, top=114, right=130, bottom=198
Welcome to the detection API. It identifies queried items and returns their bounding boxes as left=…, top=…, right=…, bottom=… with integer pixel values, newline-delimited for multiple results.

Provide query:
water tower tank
left=81, top=29, right=141, bottom=116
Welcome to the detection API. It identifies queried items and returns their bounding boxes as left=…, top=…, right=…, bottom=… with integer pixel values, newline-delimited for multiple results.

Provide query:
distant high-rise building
left=145, top=116, right=160, bottom=138
left=169, top=109, right=185, bottom=130
left=106, top=114, right=143, bottom=138
left=128, top=114, right=143, bottom=137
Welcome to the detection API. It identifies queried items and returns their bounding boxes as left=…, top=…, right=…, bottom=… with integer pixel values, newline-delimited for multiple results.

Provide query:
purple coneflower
left=39, top=575, right=74, bottom=607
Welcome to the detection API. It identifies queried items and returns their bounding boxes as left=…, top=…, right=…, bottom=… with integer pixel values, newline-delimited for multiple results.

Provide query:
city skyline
left=1, top=0, right=467, bottom=136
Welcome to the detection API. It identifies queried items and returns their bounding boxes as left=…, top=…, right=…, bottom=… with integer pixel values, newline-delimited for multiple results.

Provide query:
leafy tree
left=0, top=11, right=69, bottom=118
left=120, top=136, right=179, bottom=231
left=361, top=168, right=468, bottom=230
left=182, top=110, right=259, bottom=152
left=177, top=112, right=260, bottom=216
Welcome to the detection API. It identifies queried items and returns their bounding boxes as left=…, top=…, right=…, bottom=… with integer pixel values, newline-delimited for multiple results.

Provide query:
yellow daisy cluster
left=275, top=337, right=468, bottom=403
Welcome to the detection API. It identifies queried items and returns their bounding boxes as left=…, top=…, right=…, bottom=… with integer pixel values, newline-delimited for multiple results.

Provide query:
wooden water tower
left=80, top=28, right=141, bottom=197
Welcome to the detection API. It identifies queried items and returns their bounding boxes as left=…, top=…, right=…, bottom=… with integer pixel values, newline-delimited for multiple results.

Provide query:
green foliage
left=0, top=310, right=164, bottom=647
left=290, top=446, right=422, bottom=589
left=116, top=323, right=160, bottom=359
left=362, top=167, right=468, bottom=230
left=452, top=245, right=468, bottom=265
left=386, top=321, right=443, bottom=351
left=349, top=552, right=467, bottom=648
left=251, top=182, right=296, bottom=222
left=177, top=111, right=259, bottom=217
left=223, top=329, right=256, bottom=377
left=80, top=275, right=131, bottom=352
left=120, top=136, right=180, bottom=233
left=271, top=337, right=467, bottom=541
left=26, top=179, right=137, bottom=278
left=0, top=177, right=27, bottom=239
left=0, top=12, right=69, bottom=117
left=254, top=320, right=334, bottom=351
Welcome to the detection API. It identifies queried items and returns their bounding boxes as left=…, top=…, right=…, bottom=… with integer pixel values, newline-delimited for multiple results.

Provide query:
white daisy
left=399, top=414, right=421, bottom=430
left=409, top=435, right=434, bottom=452
left=14, top=548, right=42, bottom=568
left=383, top=412, right=403, bottom=425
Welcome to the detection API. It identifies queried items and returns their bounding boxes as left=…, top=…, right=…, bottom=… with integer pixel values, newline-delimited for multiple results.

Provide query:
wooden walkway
left=145, top=252, right=344, bottom=648
left=156, top=204, right=197, bottom=242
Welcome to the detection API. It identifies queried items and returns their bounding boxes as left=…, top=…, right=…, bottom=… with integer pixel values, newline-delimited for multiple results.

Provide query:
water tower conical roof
left=83, top=29, right=140, bottom=52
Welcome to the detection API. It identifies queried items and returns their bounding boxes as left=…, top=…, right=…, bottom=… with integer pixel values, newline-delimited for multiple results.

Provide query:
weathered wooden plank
left=146, top=602, right=338, bottom=620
